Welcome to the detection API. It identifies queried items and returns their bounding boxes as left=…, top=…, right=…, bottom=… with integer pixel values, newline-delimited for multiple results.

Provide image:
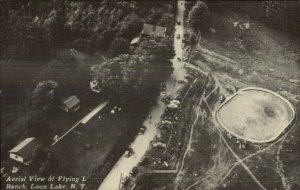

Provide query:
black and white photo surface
left=1, top=1, right=299, bottom=190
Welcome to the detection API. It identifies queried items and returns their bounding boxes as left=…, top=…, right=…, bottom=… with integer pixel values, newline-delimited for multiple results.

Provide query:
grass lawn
left=193, top=9, right=299, bottom=97
left=50, top=102, right=150, bottom=178
left=0, top=51, right=104, bottom=166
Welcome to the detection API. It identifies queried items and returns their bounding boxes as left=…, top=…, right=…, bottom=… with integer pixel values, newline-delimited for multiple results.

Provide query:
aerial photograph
left=1, top=0, right=299, bottom=190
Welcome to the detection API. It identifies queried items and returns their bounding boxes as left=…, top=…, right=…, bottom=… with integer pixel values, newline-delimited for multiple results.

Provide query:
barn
left=130, top=23, right=167, bottom=47
left=60, top=95, right=81, bottom=113
left=141, top=23, right=167, bottom=37
left=9, top=137, right=41, bottom=165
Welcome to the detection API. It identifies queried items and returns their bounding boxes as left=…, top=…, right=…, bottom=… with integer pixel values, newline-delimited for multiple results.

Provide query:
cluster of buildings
left=7, top=23, right=167, bottom=168
left=8, top=95, right=81, bottom=166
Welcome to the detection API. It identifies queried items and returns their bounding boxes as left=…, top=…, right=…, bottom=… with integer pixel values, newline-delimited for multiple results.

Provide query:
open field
left=51, top=102, right=150, bottom=178
left=193, top=9, right=299, bottom=96
left=175, top=7, right=300, bottom=190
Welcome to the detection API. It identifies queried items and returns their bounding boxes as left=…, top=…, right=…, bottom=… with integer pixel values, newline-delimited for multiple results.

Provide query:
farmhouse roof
left=62, top=95, right=80, bottom=109
left=9, top=137, right=40, bottom=158
left=142, top=23, right=166, bottom=37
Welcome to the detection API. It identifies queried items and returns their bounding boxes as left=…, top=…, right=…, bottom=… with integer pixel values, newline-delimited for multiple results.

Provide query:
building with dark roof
left=60, top=95, right=80, bottom=113
left=130, top=23, right=167, bottom=47
left=141, top=23, right=167, bottom=37
left=9, top=137, right=41, bottom=165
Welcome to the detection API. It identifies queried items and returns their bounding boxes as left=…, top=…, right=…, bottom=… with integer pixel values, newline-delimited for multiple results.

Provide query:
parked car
left=11, top=166, right=19, bottom=174
left=178, top=80, right=186, bottom=84
left=139, top=126, right=146, bottom=135
left=124, top=147, right=134, bottom=158
left=129, top=167, right=139, bottom=177
left=122, top=176, right=131, bottom=187
left=160, top=83, right=167, bottom=94
left=185, top=74, right=193, bottom=80
left=162, top=95, right=172, bottom=104
left=176, top=20, right=181, bottom=25
left=152, top=141, right=167, bottom=149
left=162, top=120, right=173, bottom=126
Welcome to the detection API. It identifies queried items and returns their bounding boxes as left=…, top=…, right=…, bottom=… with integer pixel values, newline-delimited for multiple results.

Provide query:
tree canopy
left=2, top=0, right=175, bottom=59
left=188, top=1, right=209, bottom=32
left=91, top=37, right=174, bottom=101
left=31, top=80, right=58, bottom=110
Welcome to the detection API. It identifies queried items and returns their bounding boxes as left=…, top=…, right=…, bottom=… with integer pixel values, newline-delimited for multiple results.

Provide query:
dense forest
left=1, top=0, right=175, bottom=59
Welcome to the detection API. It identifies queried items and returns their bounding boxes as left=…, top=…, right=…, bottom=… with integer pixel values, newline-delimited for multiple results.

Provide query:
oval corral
left=216, top=87, right=296, bottom=143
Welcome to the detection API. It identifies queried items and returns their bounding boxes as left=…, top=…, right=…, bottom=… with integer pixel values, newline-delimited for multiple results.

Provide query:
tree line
left=1, top=0, right=175, bottom=59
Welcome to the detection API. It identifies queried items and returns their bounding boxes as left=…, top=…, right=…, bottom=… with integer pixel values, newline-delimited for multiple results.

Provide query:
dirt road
left=98, top=1, right=186, bottom=190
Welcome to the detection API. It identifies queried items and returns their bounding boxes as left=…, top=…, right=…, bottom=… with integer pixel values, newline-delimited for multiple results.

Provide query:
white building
left=9, top=137, right=41, bottom=164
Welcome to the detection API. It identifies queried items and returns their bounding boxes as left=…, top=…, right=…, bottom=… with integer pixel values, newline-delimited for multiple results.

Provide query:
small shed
left=60, top=95, right=80, bottom=113
left=9, top=137, right=41, bottom=164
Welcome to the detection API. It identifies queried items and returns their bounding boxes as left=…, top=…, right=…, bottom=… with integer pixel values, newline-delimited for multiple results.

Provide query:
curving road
left=98, top=1, right=186, bottom=190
